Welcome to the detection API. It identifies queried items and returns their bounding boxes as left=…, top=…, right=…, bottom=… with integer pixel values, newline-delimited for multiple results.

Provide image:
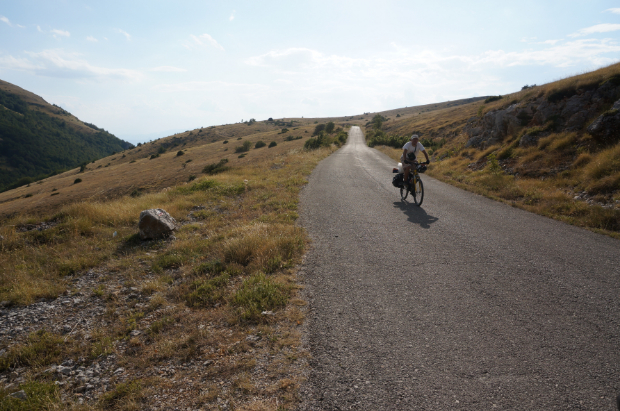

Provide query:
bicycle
left=394, top=162, right=427, bottom=206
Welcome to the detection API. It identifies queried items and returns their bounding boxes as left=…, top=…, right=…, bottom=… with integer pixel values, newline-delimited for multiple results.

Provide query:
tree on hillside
left=313, top=123, right=325, bottom=136
left=325, top=121, right=335, bottom=134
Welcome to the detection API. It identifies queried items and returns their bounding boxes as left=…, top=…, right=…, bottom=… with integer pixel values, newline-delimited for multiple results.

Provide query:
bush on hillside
left=304, top=132, right=332, bottom=150
left=325, top=121, right=335, bottom=134
left=268, top=141, right=277, bottom=148
left=484, top=95, right=502, bottom=104
left=202, top=159, right=229, bottom=175
left=255, top=141, right=266, bottom=149
left=313, top=124, right=325, bottom=136
left=235, top=141, right=252, bottom=153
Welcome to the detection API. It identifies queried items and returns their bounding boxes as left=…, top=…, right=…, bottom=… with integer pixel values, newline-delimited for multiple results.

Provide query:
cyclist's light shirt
left=401, top=141, right=425, bottom=162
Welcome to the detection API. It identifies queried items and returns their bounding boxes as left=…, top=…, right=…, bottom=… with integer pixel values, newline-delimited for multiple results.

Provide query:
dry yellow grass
left=0, top=142, right=334, bottom=409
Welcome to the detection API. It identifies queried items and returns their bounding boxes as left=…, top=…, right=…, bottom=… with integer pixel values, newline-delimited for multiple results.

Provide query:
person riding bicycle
left=401, top=134, right=430, bottom=188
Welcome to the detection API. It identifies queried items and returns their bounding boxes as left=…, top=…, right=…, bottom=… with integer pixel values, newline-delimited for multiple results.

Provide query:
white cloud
left=153, top=80, right=265, bottom=93
left=16, top=24, right=25, bottom=28
left=189, top=34, right=224, bottom=50
left=115, top=29, right=131, bottom=41
left=0, top=16, right=12, bottom=27
left=538, top=39, right=561, bottom=45
left=230, top=10, right=235, bottom=21
left=37, top=25, right=43, bottom=32
left=0, top=54, right=42, bottom=71
left=51, top=29, right=70, bottom=38
left=0, top=49, right=142, bottom=81
left=568, top=23, right=620, bottom=37
left=150, top=66, right=187, bottom=72
left=605, top=8, right=620, bottom=14
left=86, top=36, right=98, bottom=42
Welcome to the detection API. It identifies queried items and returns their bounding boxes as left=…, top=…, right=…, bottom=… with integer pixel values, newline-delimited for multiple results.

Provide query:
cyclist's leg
left=403, top=164, right=411, bottom=185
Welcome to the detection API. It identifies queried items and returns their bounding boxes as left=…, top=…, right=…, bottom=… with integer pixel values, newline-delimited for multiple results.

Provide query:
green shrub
left=235, top=141, right=252, bottom=153
left=232, top=273, right=288, bottom=322
left=325, top=121, right=335, bottom=134
left=73, top=178, right=82, bottom=184
left=101, top=380, right=144, bottom=409
left=484, top=95, right=502, bottom=104
left=223, top=140, right=229, bottom=144
left=202, top=158, right=229, bottom=175
left=304, top=133, right=332, bottom=150
left=268, top=141, right=277, bottom=148
left=193, top=260, right=226, bottom=276
left=486, top=153, right=502, bottom=174
left=313, top=124, right=325, bottom=136
left=176, top=150, right=184, bottom=156
left=255, top=141, right=266, bottom=149
left=185, top=273, right=230, bottom=307
left=150, top=154, right=159, bottom=160
left=0, top=381, right=59, bottom=411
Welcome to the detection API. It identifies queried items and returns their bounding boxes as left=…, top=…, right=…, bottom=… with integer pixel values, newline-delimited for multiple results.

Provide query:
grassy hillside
left=0, top=139, right=335, bottom=410
left=0, top=80, right=133, bottom=192
left=369, top=63, right=620, bottom=238
left=0, top=96, right=476, bottom=219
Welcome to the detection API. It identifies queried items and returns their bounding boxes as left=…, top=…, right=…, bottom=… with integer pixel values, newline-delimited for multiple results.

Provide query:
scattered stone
left=138, top=209, right=178, bottom=240
left=10, top=390, right=27, bottom=400
left=130, top=330, right=142, bottom=337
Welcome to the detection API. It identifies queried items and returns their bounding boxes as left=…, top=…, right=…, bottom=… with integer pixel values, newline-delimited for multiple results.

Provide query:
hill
left=0, top=79, right=133, bottom=192
left=0, top=96, right=478, bottom=219
left=367, top=62, right=620, bottom=237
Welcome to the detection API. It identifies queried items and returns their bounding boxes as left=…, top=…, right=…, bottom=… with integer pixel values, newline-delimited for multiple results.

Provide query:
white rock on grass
left=138, top=209, right=177, bottom=240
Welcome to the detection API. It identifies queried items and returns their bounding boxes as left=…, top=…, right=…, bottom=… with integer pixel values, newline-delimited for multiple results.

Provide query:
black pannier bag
left=392, top=173, right=404, bottom=187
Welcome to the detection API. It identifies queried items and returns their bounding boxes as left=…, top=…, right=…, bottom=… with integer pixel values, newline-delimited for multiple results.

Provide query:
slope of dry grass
left=0, top=142, right=334, bottom=410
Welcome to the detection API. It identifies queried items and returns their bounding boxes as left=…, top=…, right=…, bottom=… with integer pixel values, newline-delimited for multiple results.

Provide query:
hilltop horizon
left=2, top=1, right=620, bottom=144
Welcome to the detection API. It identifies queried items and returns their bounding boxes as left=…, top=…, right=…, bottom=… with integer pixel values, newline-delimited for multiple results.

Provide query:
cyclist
left=401, top=134, right=430, bottom=188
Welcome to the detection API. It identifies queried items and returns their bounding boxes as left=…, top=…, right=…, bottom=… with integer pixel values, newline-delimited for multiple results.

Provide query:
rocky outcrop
left=464, top=81, right=620, bottom=148
left=138, top=209, right=177, bottom=240
left=586, top=99, right=620, bottom=143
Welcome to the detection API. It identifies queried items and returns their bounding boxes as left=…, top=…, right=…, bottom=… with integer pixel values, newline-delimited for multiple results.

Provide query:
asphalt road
left=298, top=126, right=620, bottom=410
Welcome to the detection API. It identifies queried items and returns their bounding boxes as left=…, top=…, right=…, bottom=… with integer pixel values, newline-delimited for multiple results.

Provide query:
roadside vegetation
left=0, top=145, right=335, bottom=409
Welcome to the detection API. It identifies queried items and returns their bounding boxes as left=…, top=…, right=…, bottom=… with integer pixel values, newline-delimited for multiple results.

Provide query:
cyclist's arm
left=422, top=149, right=430, bottom=163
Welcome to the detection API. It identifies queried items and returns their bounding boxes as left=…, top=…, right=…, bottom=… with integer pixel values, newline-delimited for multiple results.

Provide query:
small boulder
left=519, top=133, right=539, bottom=147
left=587, top=99, right=620, bottom=142
left=10, top=390, right=27, bottom=400
left=138, top=209, right=177, bottom=240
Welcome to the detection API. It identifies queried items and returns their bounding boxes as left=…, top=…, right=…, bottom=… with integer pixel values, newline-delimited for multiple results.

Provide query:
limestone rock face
left=138, top=209, right=177, bottom=240
left=463, top=82, right=620, bottom=149
left=587, top=99, right=620, bottom=143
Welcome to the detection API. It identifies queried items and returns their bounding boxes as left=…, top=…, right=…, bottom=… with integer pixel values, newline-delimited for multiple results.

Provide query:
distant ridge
left=0, top=79, right=133, bottom=191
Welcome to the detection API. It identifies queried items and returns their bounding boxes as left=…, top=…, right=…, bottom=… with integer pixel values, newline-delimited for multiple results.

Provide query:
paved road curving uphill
left=298, top=126, right=620, bottom=410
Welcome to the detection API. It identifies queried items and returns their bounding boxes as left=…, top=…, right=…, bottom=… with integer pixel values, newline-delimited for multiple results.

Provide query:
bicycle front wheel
left=400, top=186, right=409, bottom=201
left=412, top=177, right=424, bottom=206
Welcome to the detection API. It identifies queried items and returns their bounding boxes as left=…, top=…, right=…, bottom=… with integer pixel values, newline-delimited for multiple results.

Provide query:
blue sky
left=1, top=1, right=620, bottom=144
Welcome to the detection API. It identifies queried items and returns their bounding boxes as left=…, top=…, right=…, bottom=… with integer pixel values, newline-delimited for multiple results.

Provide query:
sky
left=1, top=1, right=620, bottom=144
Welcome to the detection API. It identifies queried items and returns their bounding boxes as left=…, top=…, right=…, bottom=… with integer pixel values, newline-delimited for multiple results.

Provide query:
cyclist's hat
left=410, top=134, right=419, bottom=140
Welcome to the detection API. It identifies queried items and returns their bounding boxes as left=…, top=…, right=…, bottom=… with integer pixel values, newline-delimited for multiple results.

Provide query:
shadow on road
left=393, top=201, right=439, bottom=229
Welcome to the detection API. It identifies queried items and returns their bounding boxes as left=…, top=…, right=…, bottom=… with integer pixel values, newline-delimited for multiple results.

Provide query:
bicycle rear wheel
left=412, top=177, right=424, bottom=206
